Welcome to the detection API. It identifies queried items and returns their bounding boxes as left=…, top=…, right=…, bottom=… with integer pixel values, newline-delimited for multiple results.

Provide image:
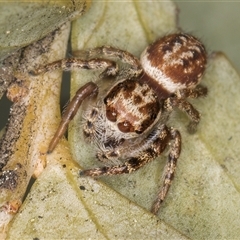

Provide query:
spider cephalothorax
left=31, top=32, right=208, bottom=214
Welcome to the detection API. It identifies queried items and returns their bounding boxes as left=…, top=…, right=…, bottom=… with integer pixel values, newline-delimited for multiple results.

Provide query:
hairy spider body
left=82, top=78, right=162, bottom=163
left=31, top=33, right=208, bottom=214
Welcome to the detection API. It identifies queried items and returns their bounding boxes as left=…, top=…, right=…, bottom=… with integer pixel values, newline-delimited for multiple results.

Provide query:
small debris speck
left=79, top=185, right=86, bottom=190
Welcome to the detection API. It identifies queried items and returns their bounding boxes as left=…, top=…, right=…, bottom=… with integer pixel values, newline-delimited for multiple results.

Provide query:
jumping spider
left=31, top=33, right=208, bottom=214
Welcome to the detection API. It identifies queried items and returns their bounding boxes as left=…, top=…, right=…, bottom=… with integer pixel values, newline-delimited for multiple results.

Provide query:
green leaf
left=7, top=157, right=187, bottom=239
left=0, top=1, right=86, bottom=60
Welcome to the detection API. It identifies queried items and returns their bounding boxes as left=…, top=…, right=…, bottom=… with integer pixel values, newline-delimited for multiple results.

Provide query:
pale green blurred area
left=174, top=1, right=240, bottom=73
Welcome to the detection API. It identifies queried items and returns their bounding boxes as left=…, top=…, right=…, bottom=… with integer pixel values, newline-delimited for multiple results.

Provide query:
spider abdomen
left=140, top=33, right=207, bottom=96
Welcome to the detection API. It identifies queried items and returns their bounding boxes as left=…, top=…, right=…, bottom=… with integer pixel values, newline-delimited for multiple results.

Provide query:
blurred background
left=0, top=1, right=239, bottom=130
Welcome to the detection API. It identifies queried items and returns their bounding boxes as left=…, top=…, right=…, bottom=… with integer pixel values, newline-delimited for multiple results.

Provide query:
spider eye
left=106, top=106, right=118, bottom=122
left=118, top=121, right=134, bottom=133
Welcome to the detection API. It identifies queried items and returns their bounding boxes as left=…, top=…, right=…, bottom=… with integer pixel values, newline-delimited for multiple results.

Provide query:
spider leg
left=73, top=46, right=142, bottom=74
left=151, top=129, right=181, bottom=214
left=80, top=125, right=172, bottom=177
left=29, top=58, right=118, bottom=78
left=179, top=84, right=208, bottom=99
left=48, top=82, right=98, bottom=153
left=173, top=98, right=201, bottom=133
left=165, top=85, right=207, bottom=134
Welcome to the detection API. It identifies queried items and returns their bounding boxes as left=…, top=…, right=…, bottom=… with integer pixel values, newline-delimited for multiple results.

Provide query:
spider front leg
left=30, top=57, right=120, bottom=153
left=80, top=125, right=181, bottom=215
left=48, top=82, right=98, bottom=153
